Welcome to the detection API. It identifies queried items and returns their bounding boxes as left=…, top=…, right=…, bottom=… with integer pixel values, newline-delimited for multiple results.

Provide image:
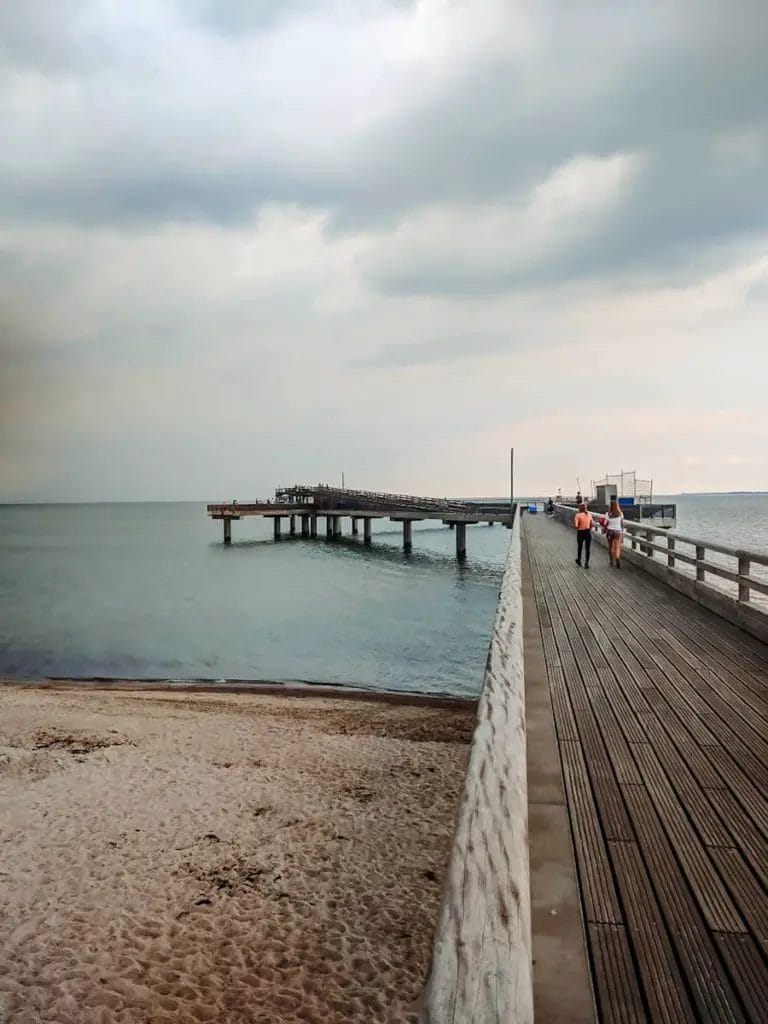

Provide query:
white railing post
left=696, top=546, right=705, bottom=582
left=738, top=556, right=750, bottom=603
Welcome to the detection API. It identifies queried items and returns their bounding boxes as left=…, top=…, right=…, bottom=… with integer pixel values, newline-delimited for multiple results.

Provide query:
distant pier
left=207, top=484, right=515, bottom=559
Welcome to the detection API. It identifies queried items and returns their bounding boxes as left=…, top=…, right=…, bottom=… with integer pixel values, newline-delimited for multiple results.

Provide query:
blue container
left=618, top=497, right=635, bottom=507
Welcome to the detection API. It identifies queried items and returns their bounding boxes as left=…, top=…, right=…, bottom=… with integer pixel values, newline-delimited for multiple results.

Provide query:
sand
left=0, top=685, right=474, bottom=1024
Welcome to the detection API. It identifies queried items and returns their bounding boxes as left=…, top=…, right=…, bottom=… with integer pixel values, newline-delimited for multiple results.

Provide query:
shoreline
left=0, top=685, right=474, bottom=1023
left=0, top=676, right=477, bottom=710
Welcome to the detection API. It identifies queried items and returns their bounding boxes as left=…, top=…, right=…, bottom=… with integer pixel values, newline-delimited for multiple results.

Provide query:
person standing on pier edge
left=574, top=503, right=593, bottom=568
left=606, top=499, right=624, bottom=568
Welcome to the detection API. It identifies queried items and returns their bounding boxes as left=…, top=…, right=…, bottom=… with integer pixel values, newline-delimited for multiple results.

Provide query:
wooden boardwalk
left=524, top=514, right=768, bottom=1024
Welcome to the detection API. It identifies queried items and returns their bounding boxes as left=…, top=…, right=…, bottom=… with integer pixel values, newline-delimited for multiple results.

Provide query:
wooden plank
left=708, top=847, right=768, bottom=948
left=704, top=746, right=768, bottom=839
left=587, top=923, right=647, bottom=1024
left=622, top=784, right=748, bottom=1022
left=421, top=515, right=532, bottom=1024
left=632, top=713, right=732, bottom=846
left=707, top=788, right=768, bottom=889
left=714, top=934, right=768, bottom=1024
left=630, top=744, right=745, bottom=933
left=608, top=840, right=697, bottom=1023
left=574, top=709, right=634, bottom=840
left=559, top=740, right=622, bottom=924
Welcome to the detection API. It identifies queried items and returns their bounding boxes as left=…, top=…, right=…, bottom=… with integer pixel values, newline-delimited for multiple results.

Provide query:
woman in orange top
left=573, top=503, right=593, bottom=568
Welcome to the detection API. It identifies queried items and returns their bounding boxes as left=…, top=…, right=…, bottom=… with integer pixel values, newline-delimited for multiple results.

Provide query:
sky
left=1, top=0, right=767, bottom=502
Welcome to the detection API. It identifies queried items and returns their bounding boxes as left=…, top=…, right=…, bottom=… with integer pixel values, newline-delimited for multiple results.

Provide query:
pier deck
left=524, top=514, right=768, bottom=1023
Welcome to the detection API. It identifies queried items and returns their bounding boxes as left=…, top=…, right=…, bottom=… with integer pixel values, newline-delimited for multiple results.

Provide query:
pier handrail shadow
left=420, top=505, right=533, bottom=1023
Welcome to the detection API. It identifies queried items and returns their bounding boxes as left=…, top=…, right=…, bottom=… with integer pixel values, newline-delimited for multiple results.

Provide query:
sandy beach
left=0, top=685, right=474, bottom=1024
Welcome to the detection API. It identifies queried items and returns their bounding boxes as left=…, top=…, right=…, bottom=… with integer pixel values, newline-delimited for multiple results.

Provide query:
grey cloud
left=746, top=278, right=768, bottom=303
left=0, top=0, right=766, bottom=292
left=353, top=333, right=515, bottom=368
left=187, top=0, right=415, bottom=35
left=187, top=0, right=319, bottom=34
left=0, top=1, right=110, bottom=71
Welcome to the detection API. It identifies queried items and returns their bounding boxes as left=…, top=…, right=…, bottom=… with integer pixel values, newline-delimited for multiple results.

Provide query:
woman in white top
left=605, top=499, right=624, bottom=568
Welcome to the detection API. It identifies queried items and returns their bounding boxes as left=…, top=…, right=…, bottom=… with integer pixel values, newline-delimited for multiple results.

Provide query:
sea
left=0, top=494, right=766, bottom=697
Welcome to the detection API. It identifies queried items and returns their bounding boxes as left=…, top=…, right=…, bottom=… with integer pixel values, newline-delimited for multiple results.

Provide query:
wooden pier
left=420, top=509, right=767, bottom=1023
left=207, top=484, right=514, bottom=559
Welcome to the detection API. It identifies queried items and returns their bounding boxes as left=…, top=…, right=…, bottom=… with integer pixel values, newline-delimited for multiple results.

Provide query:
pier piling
left=290, top=515, right=296, bottom=535
left=403, top=520, right=413, bottom=552
left=363, top=519, right=372, bottom=544
left=333, top=516, right=342, bottom=537
left=352, top=518, right=359, bottom=536
left=223, top=519, right=232, bottom=544
left=455, top=522, right=467, bottom=560
left=310, top=515, right=318, bottom=538
left=301, top=515, right=309, bottom=537
left=326, top=516, right=333, bottom=538
left=273, top=518, right=282, bottom=541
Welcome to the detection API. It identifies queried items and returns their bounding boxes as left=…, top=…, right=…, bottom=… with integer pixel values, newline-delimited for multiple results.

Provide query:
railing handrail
left=552, top=503, right=768, bottom=607
left=555, top=504, right=768, bottom=567
left=421, top=507, right=532, bottom=1023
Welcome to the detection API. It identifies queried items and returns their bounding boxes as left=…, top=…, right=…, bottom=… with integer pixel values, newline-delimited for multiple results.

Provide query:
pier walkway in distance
left=524, top=512, right=768, bottom=1023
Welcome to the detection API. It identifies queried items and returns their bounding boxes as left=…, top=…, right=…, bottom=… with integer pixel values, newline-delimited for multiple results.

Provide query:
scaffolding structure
left=593, top=471, right=653, bottom=504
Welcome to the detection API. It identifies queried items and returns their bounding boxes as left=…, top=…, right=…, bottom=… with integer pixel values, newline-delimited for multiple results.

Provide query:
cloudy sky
left=1, top=0, right=767, bottom=501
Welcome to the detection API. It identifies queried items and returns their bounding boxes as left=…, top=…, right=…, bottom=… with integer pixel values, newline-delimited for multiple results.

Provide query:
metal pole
left=510, top=447, right=514, bottom=517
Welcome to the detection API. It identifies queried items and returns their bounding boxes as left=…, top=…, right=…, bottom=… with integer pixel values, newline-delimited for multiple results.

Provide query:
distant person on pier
left=606, top=499, right=624, bottom=568
left=573, top=503, right=593, bottom=568
left=575, top=490, right=583, bottom=506
left=546, top=497, right=554, bottom=515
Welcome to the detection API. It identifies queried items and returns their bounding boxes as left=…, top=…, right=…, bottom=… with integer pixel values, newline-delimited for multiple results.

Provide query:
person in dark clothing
left=573, top=503, right=593, bottom=568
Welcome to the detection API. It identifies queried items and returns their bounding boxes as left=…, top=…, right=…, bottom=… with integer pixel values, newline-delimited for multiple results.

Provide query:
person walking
left=606, top=499, right=624, bottom=568
left=573, top=503, right=593, bottom=568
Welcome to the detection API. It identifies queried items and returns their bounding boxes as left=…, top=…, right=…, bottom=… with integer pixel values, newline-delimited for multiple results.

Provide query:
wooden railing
left=551, top=503, right=768, bottom=638
left=421, top=507, right=533, bottom=1023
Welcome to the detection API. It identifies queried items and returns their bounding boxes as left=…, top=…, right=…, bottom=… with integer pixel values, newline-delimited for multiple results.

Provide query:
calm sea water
left=0, top=504, right=509, bottom=697
left=1, top=494, right=765, bottom=696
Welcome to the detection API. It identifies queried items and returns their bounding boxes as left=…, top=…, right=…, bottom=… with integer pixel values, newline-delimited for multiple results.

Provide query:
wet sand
left=0, top=685, right=475, bottom=1024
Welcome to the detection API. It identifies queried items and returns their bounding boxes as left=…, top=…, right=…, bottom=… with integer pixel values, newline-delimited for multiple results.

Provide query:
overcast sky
left=2, top=0, right=767, bottom=501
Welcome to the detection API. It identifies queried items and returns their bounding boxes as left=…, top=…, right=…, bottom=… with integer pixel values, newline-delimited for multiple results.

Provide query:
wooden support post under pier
left=310, top=515, right=318, bottom=538
left=333, top=516, right=342, bottom=537
left=351, top=517, right=359, bottom=535
left=290, top=515, right=296, bottom=535
left=273, top=517, right=282, bottom=541
left=301, top=515, right=309, bottom=537
left=223, top=518, right=231, bottom=545
left=363, top=519, right=372, bottom=544
left=326, top=516, right=333, bottom=538
left=403, top=519, right=412, bottom=552
left=455, top=522, right=466, bottom=560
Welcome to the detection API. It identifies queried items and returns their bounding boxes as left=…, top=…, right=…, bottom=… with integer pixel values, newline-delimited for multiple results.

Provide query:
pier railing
left=421, top=506, right=533, bottom=1023
left=552, top=504, right=768, bottom=641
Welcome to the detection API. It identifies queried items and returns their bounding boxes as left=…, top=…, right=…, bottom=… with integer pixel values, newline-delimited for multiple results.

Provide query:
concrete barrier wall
left=421, top=510, right=533, bottom=1024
